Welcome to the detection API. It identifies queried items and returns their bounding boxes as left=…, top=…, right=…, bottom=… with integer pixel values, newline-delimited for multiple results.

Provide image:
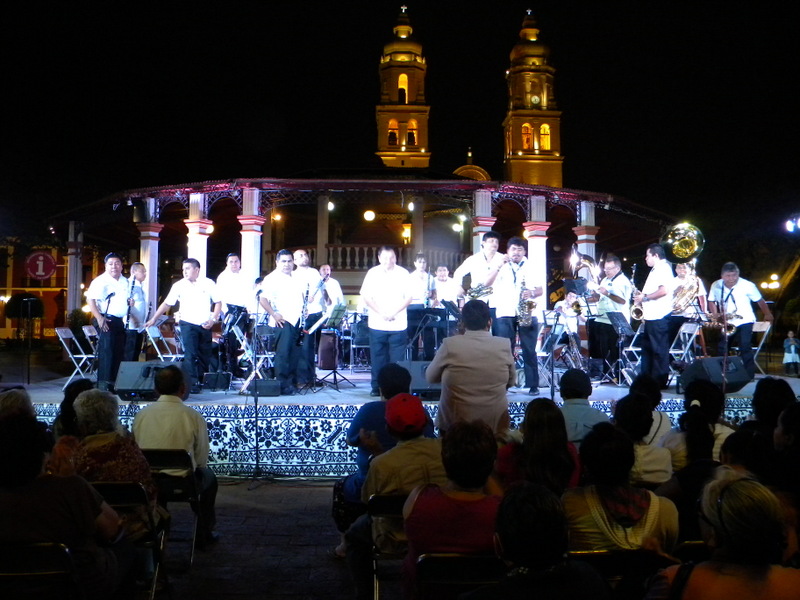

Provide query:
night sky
left=4, top=1, right=799, bottom=255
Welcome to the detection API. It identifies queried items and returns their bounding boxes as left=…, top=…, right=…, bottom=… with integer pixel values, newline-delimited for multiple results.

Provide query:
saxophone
left=465, top=283, right=493, bottom=300
left=630, top=264, right=644, bottom=321
left=517, top=277, right=537, bottom=327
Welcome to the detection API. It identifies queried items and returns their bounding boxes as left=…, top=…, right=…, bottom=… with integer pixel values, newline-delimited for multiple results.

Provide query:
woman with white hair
left=646, top=467, right=800, bottom=599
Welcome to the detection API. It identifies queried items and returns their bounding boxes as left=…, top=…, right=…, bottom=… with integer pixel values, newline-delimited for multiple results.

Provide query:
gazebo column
left=136, top=221, right=164, bottom=315
left=184, top=192, right=210, bottom=277
left=316, top=195, right=330, bottom=267
left=471, top=190, right=495, bottom=254
left=66, top=221, right=84, bottom=314
left=239, top=189, right=265, bottom=283
left=524, top=195, right=550, bottom=294
left=573, top=200, right=599, bottom=260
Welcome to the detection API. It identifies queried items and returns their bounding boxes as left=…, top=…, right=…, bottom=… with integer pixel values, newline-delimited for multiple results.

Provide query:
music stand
left=605, top=311, right=635, bottom=386
left=314, top=304, right=355, bottom=391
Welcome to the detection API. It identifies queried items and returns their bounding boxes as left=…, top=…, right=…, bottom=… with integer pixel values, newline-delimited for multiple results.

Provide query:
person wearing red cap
left=345, top=393, right=447, bottom=600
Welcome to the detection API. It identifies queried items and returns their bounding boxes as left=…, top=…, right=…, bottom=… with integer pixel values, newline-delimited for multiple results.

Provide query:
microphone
left=255, top=289, right=263, bottom=297
left=22, top=298, right=36, bottom=302
left=105, top=292, right=116, bottom=301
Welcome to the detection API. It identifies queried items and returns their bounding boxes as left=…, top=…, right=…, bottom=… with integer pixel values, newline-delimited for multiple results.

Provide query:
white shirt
left=408, top=270, right=435, bottom=305
left=126, top=278, right=147, bottom=331
left=434, top=277, right=462, bottom=320
left=360, top=264, right=410, bottom=332
left=708, top=277, right=761, bottom=325
left=493, top=259, right=536, bottom=317
left=641, top=260, right=674, bottom=321
left=216, top=269, right=254, bottom=312
left=323, top=277, right=345, bottom=308
left=596, top=273, right=632, bottom=325
left=86, top=272, right=131, bottom=318
left=293, top=266, right=324, bottom=314
left=259, top=270, right=305, bottom=326
left=132, top=395, right=210, bottom=472
left=164, top=277, right=220, bottom=326
left=452, top=252, right=505, bottom=303
left=554, top=300, right=580, bottom=334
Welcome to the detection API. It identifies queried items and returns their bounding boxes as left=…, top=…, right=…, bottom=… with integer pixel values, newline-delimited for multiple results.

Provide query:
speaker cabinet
left=115, top=360, right=177, bottom=401
left=397, top=360, right=441, bottom=400
left=679, top=356, right=751, bottom=393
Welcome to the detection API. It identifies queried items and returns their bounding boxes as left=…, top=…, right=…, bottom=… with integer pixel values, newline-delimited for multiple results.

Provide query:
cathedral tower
left=376, top=7, right=430, bottom=168
left=503, top=11, right=563, bottom=186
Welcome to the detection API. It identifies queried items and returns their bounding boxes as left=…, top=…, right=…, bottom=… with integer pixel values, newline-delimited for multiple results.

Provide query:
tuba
left=661, top=223, right=705, bottom=315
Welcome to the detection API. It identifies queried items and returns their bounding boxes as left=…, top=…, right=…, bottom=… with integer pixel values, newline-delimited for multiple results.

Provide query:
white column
left=184, top=192, right=210, bottom=277
left=471, top=190, right=496, bottom=254
left=574, top=200, right=599, bottom=259
left=137, top=222, right=164, bottom=315
left=411, top=196, right=424, bottom=255
left=238, top=189, right=264, bottom=283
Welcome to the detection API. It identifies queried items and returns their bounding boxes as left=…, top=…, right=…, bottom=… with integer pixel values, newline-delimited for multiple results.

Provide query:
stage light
left=206, top=225, right=215, bottom=234
left=787, top=219, right=797, bottom=233
left=407, top=202, right=415, bottom=212
left=452, top=223, right=463, bottom=232
left=363, top=210, right=376, bottom=221
left=327, top=201, right=335, bottom=211
left=273, top=213, right=282, bottom=221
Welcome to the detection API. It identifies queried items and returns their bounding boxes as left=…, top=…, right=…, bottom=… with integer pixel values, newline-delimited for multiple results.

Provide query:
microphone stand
left=248, top=290, right=273, bottom=490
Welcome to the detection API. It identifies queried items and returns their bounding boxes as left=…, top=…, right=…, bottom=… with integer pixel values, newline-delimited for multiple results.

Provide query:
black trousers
left=97, top=315, right=126, bottom=389
left=180, top=321, right=213, bottom=388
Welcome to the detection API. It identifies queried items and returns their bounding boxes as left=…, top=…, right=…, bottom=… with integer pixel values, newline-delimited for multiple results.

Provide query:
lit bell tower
left=503, top=11, right=563, bottom=186
left=376, top=6, right=430, bottom=168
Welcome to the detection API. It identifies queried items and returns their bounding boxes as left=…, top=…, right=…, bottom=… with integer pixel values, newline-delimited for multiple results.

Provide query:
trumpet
left=571, top=300, right=583, bottom=315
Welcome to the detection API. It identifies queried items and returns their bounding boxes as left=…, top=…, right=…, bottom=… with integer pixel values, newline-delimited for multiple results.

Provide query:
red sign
left=25, top=251, right=58, bottom=280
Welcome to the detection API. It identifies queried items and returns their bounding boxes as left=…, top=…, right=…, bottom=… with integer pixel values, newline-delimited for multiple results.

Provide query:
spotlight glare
left=364, top=210, right=376, bottom=222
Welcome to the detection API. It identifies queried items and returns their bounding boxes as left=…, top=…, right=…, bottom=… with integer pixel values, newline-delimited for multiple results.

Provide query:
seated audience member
left=629, top=374, right=672, bottom=446
left=655, top=398, right=720, bottom=542
left=403, top=420, right=501, bottom=591
left=613, top=393, right=672, bottom=487
left=52, top=377, right=95, bottom=439
left=463, top=482, right=612, bottom=600
left=426, top=299, right=516, bottom=434
left=562, top=423, right=678, bottom=552
left=740, top=376, right=796, bottom=438
left=331, top=364, right=434, bottom=559
left=491, top=397, right=580, bottom=496
left=0, top=387, right=36, bottom=419
left=659, top=379, right=735, bottom=471
left=773, top=401, right=800, bottom=497
left=719, top=428, right=774, bottom=480
left=345, top=393, right=448, bottom=600
left=0, top=413, right=133, bottom=600
left=133, top=365, right=219, bottom=548
left=645, top=468, right=800, bottom=600
left=558, top=368, right=609, bottom=447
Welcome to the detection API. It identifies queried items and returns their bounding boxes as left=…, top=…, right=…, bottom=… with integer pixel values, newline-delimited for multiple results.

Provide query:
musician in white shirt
left=293, top=249, right=324, bottom=385
left=259, top=250, right=306, bottom=396
left=708, top=262, right=773, bottom=378
left=452, top=231, right=505, bottom=308
left=124, top=262, right=148, bottom=361
left=407, top=253, right=436, bottom=361
left=216, top=253, right=252, bottom=375
left=319, top=264, right=345, bottom=308
left=432, top=264, right=462, bottom=337
left=86, top=252, right=131, bottom=390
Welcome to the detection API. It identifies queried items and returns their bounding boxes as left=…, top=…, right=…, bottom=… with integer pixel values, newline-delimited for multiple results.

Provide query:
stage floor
left=22, top=366, right=800, bottom=478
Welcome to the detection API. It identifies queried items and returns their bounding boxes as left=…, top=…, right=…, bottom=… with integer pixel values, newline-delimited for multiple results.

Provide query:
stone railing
left=265, top=245, right=469, bottom=272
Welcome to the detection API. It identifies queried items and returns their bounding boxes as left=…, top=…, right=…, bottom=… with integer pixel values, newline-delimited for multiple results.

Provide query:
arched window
left=398, top=74, right=409, bottom=104
left=407, top=119, right=418, bottom=146
left=540, top=124, right=551, bottom=150
left=388, top=119, right=399, bottom=146
left=521, top=123, right=533, bottom=150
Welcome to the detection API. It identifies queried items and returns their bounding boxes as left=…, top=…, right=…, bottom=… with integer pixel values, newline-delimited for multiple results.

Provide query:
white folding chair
left=146, top=326, right=183, bottom=362
left=82, top=324, right=99, bottom=354
left=750, top=321, right=772, bottom=375
left=55, top=327, right=96, bottom=389
left=667, top=322, right=701, bottom=385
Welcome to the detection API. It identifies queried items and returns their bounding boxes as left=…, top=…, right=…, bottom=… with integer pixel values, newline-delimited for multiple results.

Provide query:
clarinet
left=296, top=284, right=309, bottom=347
left=125, top=277, right=135, bottom=328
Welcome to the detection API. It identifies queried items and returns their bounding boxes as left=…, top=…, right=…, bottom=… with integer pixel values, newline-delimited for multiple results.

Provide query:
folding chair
left=146, top=326, right=183, bottom=362
left=55, top=327, right=96, bottom=390
left=415, top=553, right=506, bottom=600
left=620, top=323, right=644, bottom=384
left=536, top=322, right=564, bottom=389
left=749, top=321, right=772, bottom=375
left=367, top=494, right=409, bottom=600
left=82, top=325, right=99, bottom=354
left=91, top=482, right=166, bottom=600
left=667, top=322, right=701, bottom=386
left=0, top=542, right=84, bottom=599
left=141, top=449, right=200, bottom=568
left=568, top=548, right=677, bottom=600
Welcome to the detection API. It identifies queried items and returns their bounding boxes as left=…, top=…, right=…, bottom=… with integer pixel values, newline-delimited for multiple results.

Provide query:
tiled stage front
left=27, top=368, right=791, bottom=479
